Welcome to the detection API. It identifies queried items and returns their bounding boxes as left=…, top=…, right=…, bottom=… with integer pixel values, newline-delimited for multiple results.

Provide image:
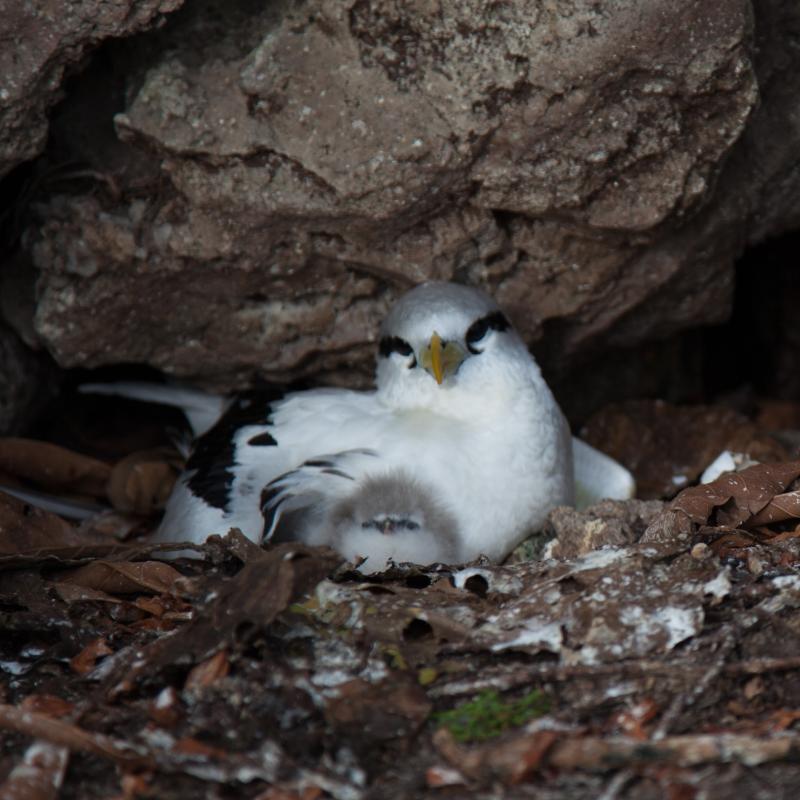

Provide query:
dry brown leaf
left=748, top=490, right=800, bottom=526
left=767, top=528, right=800, bottom=542
left=148, top=687, right=181, bottom=727
left=433, top=726, right=558, bottom=783
left=0, top=491, right=86, bottom=557
left=764, top=709, right=800, bottom=733
left=671, top=461, right=800, bottom=528
left=56, top=560, right=185, bottom=595
left=106, top=449, right=180, bottom=515
left=254, top=788, right=323, bottom=800
left=0, top=703, right=147, bottom=767
left=0, top=438, right=111, bottom=496
left=78, top=510, right=153, bottom=542
left=184, top=650, right=230, bottom=691
left=172, top=737, right=228, bottom=759
left=103, top=543, right=341, bottom=693
left=51, top=582, right=124, bottom=606
left=707, top=531, right=759, bottom=560
left=133, top=596, right=167, bottom=617
left=20, top=695, right=75, bottom=718
left=70, top=637, right=113, bottom=676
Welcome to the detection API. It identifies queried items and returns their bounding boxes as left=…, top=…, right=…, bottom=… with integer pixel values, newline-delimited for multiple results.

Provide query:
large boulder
left=14, top=0, right=798, bottom=388
left=0, top=324, right=54, bottom=434
left=0, top=0, right=182, bottom=179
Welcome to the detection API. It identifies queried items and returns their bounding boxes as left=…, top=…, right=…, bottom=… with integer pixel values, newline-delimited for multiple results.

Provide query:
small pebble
left=690, top=542, right=711, bottom=560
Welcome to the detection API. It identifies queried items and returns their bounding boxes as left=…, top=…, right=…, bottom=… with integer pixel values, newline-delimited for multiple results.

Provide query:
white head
left=375, top=282, right=537, bottom=414
left=329, top=471, right=460, bottom=571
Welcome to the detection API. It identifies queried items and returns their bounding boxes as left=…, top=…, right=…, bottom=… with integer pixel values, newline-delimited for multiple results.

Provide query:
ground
left=0, top=390, right=799, bottom=799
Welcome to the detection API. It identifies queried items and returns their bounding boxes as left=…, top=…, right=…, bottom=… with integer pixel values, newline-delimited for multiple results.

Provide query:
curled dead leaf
left=106, top=449, right=181, bottom=515
left=748, top=490, right=800, bottom=526
left=0, top=438, right=111, bottom=496
left=20, top=695, right=74, bottom=718
left=51, top=582, right=124, bottom=606
left=184, top=650, right=230, bottom=691
left=671, top=461, right=800, bottom=528
left=55, top=560, right=185, bottom=595
left=0, top=491, right=87, bottom=557
left=70, top=637, right=113, bottom=676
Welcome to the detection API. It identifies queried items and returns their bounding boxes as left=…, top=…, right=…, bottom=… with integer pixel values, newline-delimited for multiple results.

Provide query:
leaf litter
left=1, top=397, right=800, bottom=797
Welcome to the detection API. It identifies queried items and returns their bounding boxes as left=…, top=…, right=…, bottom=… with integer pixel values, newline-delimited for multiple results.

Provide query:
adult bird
left=81, top=282, right=631, bottom=568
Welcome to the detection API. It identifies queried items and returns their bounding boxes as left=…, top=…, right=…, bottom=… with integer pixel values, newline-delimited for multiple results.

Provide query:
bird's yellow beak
left=420, top=332, right=467, bottom=385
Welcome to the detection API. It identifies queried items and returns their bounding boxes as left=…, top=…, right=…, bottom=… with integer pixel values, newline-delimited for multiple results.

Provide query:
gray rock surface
left=13, top=0, right=799, bottom=388
left=0, top=325, right=53, bottom=435
left=0, top=0, right=182, bottom=179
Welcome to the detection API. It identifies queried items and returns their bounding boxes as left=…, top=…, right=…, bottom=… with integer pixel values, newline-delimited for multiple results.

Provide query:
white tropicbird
left=82, top=282, right=634, bottom=569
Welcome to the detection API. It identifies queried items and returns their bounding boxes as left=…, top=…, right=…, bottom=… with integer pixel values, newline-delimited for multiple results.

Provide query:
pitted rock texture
left=0, top=0, right=182, bottom=179
left=18, top=0, right=792, bottom=387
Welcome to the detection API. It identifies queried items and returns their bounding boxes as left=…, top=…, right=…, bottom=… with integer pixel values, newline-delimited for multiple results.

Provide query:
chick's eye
left=466, top=311, right=510, bottom=353
left=379, top=336, right=415, bottom=366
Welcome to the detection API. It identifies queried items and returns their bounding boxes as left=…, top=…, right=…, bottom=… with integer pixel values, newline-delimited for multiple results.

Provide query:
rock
left=541, top=499, right=665, bottom=561
left=18, top=0, right=799, bottom=389
left=0, top=0, right=182, bottom=179
left=0, top=325, right=54, bottom=435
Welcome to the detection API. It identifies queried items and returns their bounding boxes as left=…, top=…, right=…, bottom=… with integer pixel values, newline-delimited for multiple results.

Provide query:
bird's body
left=152, top=282, right=576, bottom=567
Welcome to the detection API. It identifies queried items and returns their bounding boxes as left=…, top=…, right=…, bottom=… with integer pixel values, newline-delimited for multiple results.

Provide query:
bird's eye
left=465, top=311, right=510, bottom=354
left=379, top=336, right=416, bottom=366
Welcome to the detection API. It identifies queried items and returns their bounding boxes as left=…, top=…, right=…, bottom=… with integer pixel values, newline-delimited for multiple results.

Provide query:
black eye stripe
left=466, top=311, right=510, bottom=350
left=379, top=335, right=414, bottom=358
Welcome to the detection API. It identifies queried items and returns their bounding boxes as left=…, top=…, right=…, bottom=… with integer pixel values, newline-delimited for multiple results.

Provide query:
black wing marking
left=260, top=450, right=379, bottom=542
left=186, top=387, right=285, bottom=511
left=248, top=431, right=277, bottom=446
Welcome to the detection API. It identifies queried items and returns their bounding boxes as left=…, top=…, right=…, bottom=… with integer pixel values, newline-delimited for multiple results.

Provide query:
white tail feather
left=79, top=382, right=228, bottom=437
left=571, top=437, right=636, bottom=509
left=0, top=485, right=106, bottom=520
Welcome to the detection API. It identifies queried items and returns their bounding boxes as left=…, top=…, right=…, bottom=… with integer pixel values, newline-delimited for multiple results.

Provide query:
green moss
left=417, top=667, right=438, bottom=686
left=433, top=689, right=550, bottom=743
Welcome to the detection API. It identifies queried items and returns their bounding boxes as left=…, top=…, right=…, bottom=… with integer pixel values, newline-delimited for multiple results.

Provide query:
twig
left=724, top=656, right=800, bottom=675
left=548, top=733, right=800, bottom=771
left=597, top=768, right=636, bottom=800
left=430, top=651, right=800, bottom=699
left=652, top=626, right=737, bottom=741
left=0, top=705, right=149, bottom=768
